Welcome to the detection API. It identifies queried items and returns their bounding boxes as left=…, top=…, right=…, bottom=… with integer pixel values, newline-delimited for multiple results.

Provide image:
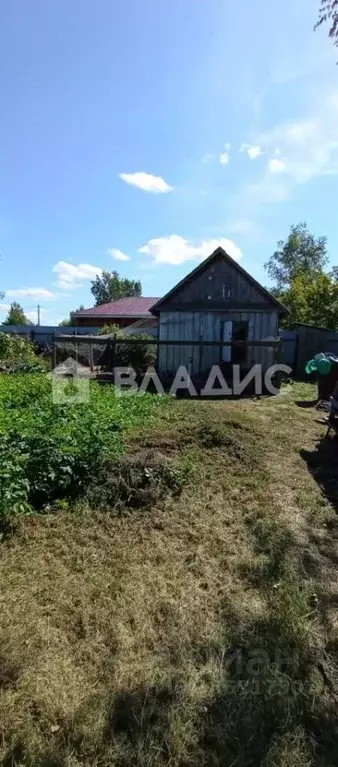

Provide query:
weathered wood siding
left=160, top=254, right=271, bottom=309
left=158, top=311, right=278, bottom=374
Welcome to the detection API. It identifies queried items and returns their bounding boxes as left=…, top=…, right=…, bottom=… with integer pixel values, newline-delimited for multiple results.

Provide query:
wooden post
left=90, top=339, right=94, bottom=372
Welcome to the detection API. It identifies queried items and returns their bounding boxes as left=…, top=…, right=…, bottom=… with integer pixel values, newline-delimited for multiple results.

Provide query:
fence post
left=275, top=340, right=282, bottom=391
left=52, top=333, right=56, bottom=369
left=110, top=334, right=117, bottom=373
left=75, top=331, right=78, bottom=374
left=294, top=331, right=300, bottom=377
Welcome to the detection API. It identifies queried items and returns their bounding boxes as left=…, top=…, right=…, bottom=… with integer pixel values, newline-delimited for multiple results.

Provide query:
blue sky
left=0, top=0, right=337, bottom=324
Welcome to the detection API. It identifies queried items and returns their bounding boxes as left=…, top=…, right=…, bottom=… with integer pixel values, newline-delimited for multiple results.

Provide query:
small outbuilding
left=151, top=247, right=287, bottom=379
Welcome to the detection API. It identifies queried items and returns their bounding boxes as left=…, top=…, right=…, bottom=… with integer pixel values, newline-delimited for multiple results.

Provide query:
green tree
left=3, top=302, right=31, bottom=325
left=91, top=271, right=142, bottom=306
left=265, top=223, right=329, bottom=292
left=277, top=271, right=338, bottom=329
left=59, top=305, right=85, bottom=327
left=315, top=1, right=338, bottom=47
left=97, top=322, right=120, bottom=335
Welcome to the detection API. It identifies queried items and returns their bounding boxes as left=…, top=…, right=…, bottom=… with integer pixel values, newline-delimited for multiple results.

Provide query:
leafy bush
left=0, top=375, right=166, bottom=521
left=97, top=327, right=157, bottom=370
left=97, top=323, right=120, bottom=335
left=0, top=359, right=47, bottom=374
left=0, top=435, right=30, bottom=525
left=0, top=333, right=36, bottom=365
left=116, top=334, right=157, bottom=371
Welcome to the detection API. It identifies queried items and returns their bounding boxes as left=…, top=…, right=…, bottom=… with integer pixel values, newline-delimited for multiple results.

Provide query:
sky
left=1, top=0, right=337, bottom=325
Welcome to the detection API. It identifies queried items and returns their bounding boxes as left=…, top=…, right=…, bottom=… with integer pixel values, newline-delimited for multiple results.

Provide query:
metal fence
left=53, top=334, right=281, bottom=389
left=280, top=324, right=338, bottom=376
left=1, top=325, right=101, bottom=344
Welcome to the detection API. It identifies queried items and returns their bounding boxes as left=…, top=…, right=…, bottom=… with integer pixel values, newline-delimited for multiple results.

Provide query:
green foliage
left=116, top=334, right=157, bottom=371
left=265, top=223, right=329, bottom=292
left=277, top=270, right=338, bottom=329
left=91, top=270, right=142, bottom=306
left=0, top=375, right=166, bottom=520
left=315, top=0, right=338, bottom=48
left=0, top=332, right=37, bottom=365
left=0, top=435, right=31, bottom=524
left=59, top=305, right=85, bottom=326
left=97, top=327, right=157, bottom=370
left=266, top=223, right=338, bottom=329
left=97, top=322, right=120, bottom=335
left=3, top=301, right=31, bottom=325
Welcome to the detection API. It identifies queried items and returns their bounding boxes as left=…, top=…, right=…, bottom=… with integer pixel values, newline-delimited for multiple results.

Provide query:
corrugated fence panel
left=1, top=325, right=101, bottom=343
left=280, top=331, right=297, bottom=369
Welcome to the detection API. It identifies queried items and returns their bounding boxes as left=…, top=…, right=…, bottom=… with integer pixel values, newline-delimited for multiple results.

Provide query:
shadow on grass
left=102, top=594, right=338, bottom=767
left=295, top=399, right=318, bottom=409
left=199, top=609, right=338, bottom=767
left=3, top=605, right=338, bottom=767
left=301, top=437, right=338, bottom=514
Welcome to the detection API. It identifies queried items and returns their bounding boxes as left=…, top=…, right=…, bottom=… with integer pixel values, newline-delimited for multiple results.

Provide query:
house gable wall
left=158, top=253, right=271, bottom=310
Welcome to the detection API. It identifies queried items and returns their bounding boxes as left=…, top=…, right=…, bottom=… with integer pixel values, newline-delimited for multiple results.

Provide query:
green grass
left=1, top=379, right=338, bottom=766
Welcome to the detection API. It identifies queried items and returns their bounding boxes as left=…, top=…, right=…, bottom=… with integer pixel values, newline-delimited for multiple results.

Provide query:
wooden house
left=151, top=247, right=287, bottom=379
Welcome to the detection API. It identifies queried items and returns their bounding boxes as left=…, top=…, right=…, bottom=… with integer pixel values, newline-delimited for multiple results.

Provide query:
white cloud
left=52, top=261, right=103, bottom=289
left=240, top=143, right=264, bottom=160
left=139, top=235, right=242, bottom=266
left=248, top=146, right=263, bottom=160
left=220, top=151, right=229, bottom=165
left=268, top=158, right=286, bottom=172
left=0, top=304, right=11, bottom=313
left=242, top=92, right=338, bottom=207
left=119, top=172, right=173, bottom=193
left=108, top=248, right=130, bottom=262
left=6, top=287, right=56, bottom=299
left=219, top=143, right=231, bottom=165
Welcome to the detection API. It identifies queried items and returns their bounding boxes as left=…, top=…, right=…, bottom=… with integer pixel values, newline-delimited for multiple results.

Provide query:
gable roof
left=151, top=247, right=288, bottom=315
left=73, top=297, right=160, bottom=319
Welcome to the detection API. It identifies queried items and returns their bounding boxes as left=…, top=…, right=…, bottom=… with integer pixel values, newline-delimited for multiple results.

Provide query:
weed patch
left=86, top=452, right=184, bottom=511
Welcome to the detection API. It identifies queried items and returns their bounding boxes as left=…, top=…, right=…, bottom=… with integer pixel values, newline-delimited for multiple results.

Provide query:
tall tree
left=3, top=302, right=31, bottom=325
left=91, top=271, right=142, bottom=306
left=277, top=271, right=338, bottom=330
left=315, top=1, right=338, bottom=47
left=265, top=222, right=329, bottom=292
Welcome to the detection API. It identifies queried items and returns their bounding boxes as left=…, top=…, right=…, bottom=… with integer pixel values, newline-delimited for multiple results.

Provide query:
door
left=231, top=321, right=249, bottom=365
left=222, top=320, right=233, bottom=362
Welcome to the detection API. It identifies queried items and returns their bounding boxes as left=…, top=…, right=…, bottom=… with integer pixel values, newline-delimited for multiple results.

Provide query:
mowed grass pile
left=0, top=374, right=169, bottom=520
left=1, top=381, right=338, bottom=766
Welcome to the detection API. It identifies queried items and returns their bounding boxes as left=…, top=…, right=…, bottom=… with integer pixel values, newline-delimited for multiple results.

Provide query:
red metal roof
left=73, top=297, right=161, bottom=318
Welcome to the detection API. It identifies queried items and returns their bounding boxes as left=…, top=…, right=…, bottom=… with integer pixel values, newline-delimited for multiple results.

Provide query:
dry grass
left=1, top=383, right=338, bottom=765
